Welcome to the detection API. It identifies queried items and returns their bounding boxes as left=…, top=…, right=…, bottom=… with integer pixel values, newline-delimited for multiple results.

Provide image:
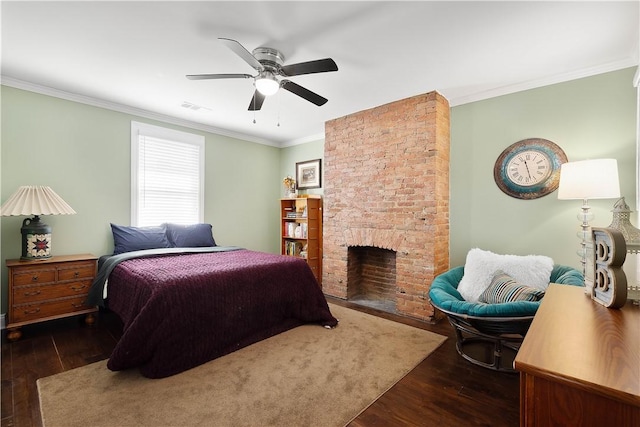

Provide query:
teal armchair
left=429, top=264, right=583, bottom=372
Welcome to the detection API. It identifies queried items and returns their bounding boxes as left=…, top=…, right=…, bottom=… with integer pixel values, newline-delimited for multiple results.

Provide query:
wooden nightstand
left=6, top=254, right=98, bottom=341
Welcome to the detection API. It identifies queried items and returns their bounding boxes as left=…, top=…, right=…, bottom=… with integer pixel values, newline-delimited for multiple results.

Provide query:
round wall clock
left=493, top=138, right=568, bottom=200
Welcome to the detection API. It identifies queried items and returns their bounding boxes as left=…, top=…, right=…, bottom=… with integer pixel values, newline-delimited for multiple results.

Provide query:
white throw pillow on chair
left=457, top=248, right=554, bottom=303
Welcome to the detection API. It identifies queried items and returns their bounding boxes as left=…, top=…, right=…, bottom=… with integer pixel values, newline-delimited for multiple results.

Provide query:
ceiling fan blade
left=218, top=38, right=264, bottom=72
left=280, top=58, right=338, bottom=77
left=248, top=90, right=266, bottom=111
left=281, top=80, right=328, bottom=106
left=186, top=73, right=253, bottom=80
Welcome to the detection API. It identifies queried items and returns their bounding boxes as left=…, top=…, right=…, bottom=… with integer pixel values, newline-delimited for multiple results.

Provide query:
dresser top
left=515, top=284, right=640, bottom=407
left=7, top=253, right=97, bottom=267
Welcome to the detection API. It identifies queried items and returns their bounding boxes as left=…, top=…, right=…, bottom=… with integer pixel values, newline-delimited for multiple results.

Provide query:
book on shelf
left=284, top=222, right=308, bottom=238
left=286, top=212, right=305, bottom=219
left=286, top=223, right=296, bottom=237
left=284, top=240, right=302, bottom=256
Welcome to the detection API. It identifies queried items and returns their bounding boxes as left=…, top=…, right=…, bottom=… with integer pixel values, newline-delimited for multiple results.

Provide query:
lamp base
left=576, top=199, right=594, bottom=292
left=21, top=216, right=52, bottom=260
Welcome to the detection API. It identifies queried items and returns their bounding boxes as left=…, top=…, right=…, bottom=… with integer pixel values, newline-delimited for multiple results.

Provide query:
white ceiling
left=2, top=1, right=638, bottom=147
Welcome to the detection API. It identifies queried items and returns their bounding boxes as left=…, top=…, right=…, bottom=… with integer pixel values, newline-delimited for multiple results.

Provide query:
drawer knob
left=23, top=307, right=40, bottom=315
left=23, top=290, right=42, bottom=297
left=31, top=275, right=39, bottom=282
left=70, top=284, right=86, bottom=292
left=74, top=271, right=80, bottom=278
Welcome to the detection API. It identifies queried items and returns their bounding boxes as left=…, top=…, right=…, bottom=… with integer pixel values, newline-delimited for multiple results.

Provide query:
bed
left=87, top=242, right=338, bottom=379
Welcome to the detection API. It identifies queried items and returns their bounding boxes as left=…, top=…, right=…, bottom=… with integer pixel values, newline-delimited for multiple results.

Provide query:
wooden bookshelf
left=280, top=197, right=322, bottom=285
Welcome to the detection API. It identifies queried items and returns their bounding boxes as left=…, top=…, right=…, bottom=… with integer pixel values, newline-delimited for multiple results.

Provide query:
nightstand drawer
left=12, top=280, right=92, bottom=304
left=12, top=269, right=56, bottom=286
left=58, top=263, right=95, bottom=281
left=12, top=296, right=94, bottom=323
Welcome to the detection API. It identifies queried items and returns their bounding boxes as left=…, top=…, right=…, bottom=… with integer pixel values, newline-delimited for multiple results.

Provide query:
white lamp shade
left=0, top=186, right=76, bottom=216
left=557, top=159, right=621, bottom=200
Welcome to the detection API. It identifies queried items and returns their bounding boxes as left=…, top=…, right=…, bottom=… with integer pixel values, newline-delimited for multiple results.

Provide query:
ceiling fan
left=187, top=38, right=338, bottom=111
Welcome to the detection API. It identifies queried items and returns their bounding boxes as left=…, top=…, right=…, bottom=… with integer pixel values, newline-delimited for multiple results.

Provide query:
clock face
left=494, top=139, right=568, bottom=199
left=505, top=150, right=552, bottom=187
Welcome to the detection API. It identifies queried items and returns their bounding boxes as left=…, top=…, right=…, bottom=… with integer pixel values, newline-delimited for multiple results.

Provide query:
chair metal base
left=445, top=313, right=532, bottom=373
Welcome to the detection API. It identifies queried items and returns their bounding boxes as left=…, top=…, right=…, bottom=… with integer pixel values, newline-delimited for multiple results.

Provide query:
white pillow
left=457, top=248, right=554, bottom=303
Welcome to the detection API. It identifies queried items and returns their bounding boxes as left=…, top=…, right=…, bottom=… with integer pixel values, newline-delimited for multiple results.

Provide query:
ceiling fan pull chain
left=277, top=92, right=281, bottom=127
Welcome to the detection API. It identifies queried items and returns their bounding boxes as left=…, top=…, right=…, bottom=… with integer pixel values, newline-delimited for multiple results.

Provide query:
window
left=131, top=121, right=205, bottom=226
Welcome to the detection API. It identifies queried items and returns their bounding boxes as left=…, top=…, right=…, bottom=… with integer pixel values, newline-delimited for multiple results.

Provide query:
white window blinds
left=131, top=121, right=205, bottom=227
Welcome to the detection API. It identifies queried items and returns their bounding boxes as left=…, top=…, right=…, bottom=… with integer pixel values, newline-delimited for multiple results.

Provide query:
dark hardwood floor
left=1, top=298, right=519, bottom=427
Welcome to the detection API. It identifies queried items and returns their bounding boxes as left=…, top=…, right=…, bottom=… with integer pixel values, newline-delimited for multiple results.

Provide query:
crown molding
left=448, top=58, right=639, bottom=107
left=0, top=76, right=282, bottom=148
left=280, top=132, right=325, bottom=148
left=3, top=58, right=636, bottom=148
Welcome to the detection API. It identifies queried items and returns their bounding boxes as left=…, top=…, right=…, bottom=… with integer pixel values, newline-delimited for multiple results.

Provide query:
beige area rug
left=37, top=304, right=446, bottom=427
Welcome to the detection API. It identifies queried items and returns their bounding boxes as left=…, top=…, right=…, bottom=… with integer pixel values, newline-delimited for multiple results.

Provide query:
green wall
left=1, top=86, right=281, bottom=314
left=450, top=68, right=637, bottom=268
left=1, top=67, right=637, bottom=316
left=280, top=68, right=638, bottom=270
left=279, top=139, right=324, bottom=198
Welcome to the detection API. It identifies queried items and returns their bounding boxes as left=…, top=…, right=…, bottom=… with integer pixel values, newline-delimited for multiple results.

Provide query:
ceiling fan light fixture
left=255, top=72, right=280, bottom=96
left=188, top=39, right=336, bottom=110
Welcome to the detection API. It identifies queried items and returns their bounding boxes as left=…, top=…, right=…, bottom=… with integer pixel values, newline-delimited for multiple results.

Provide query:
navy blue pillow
left=165, top=223, right=217, bottom=248
left=111, top=223, right=171, bottom=255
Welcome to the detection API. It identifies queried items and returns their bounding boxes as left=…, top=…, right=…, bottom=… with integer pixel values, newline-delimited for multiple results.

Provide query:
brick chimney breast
left=323, top=91, right=450, bottom=321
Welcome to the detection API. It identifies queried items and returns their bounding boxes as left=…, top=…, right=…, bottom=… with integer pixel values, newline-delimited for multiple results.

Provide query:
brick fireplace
left=322, top=91, right=450, bottom=321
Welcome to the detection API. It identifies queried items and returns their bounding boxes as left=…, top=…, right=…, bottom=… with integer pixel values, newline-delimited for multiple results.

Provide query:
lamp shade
left=1, top=186, right=76, bottom=216
left=557, top=159, right=621, bottom=200
left=1, top=186, right=76, bottom=260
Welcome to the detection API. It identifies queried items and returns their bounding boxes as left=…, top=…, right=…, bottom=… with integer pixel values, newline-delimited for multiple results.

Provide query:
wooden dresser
left=514, top=284, right=640, bottom=426
left=6, top=254, right=98, bottom=341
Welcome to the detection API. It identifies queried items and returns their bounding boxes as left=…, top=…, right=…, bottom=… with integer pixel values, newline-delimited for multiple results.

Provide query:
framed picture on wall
left=296, top=159, right=322, bottom=190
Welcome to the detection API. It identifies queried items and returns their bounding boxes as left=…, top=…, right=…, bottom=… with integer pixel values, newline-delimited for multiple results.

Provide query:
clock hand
left=524, top=161, right=532, bottom=179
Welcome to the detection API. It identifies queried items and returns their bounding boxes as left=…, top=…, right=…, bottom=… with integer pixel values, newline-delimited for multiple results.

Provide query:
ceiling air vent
left=181, top=101, right=211, bottom=112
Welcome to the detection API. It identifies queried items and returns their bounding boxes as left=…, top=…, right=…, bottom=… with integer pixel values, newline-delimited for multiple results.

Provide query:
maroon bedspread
left=105, top=249, right=337, bottom=378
